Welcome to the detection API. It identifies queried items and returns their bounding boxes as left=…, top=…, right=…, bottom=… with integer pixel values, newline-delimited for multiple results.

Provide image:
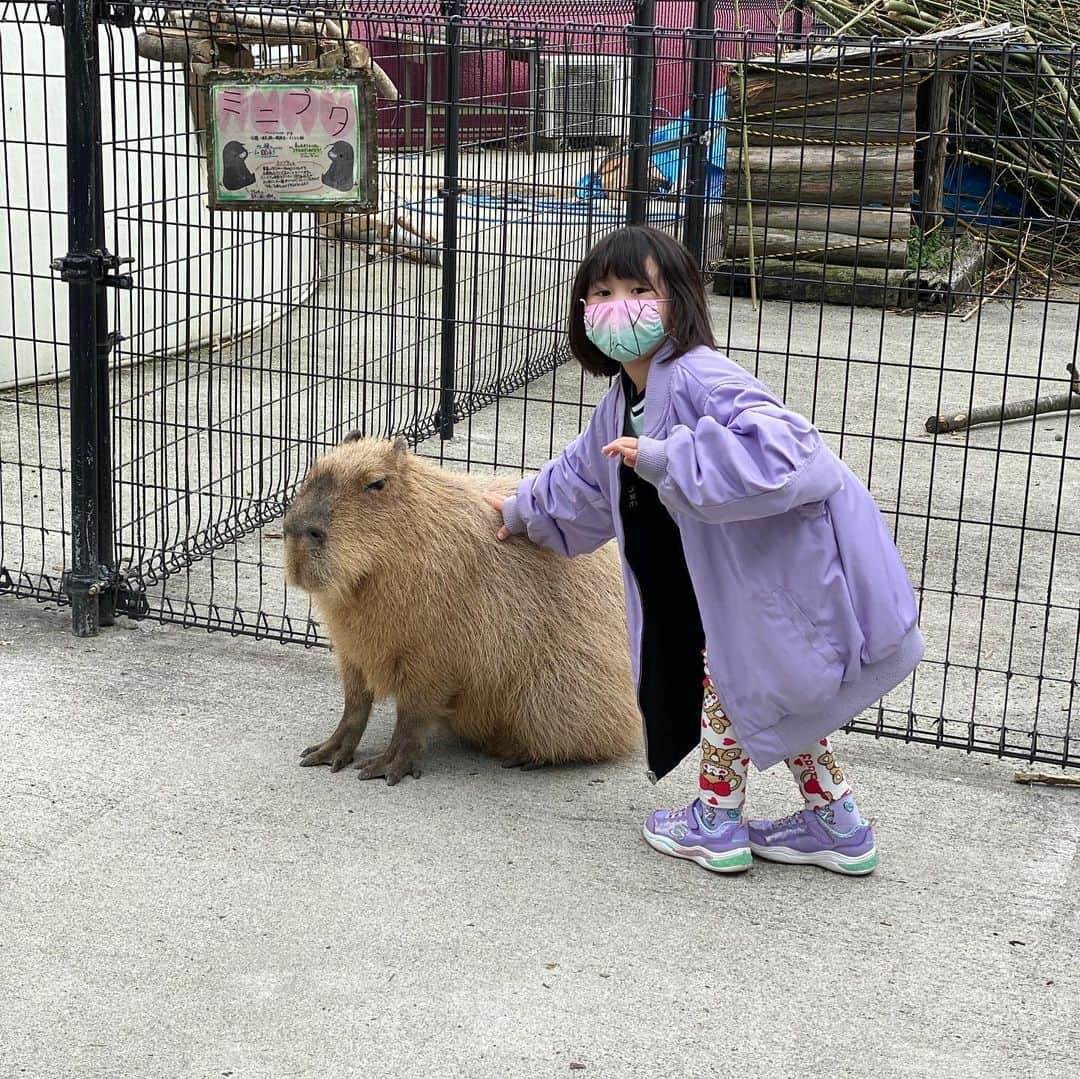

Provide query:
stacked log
left=718, top=56, right=928, bottom=298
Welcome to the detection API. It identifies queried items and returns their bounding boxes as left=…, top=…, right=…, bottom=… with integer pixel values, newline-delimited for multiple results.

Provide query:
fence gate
left=1, top=1, right=1077, bottom=770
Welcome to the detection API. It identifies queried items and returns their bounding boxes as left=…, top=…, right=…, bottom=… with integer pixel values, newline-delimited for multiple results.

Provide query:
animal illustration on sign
left=322, top=141, right=355, bottom=191
left=220, top=141, right=255, bottom=190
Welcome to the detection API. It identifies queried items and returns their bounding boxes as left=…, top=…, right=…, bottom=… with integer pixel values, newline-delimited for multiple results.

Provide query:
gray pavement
left=2, top=598, right=1078, bottom=1079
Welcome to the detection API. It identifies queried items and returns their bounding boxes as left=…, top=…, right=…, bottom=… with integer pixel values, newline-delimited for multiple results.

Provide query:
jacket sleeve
left=500, top=416, right=615, bottom=558
left=634, top=379, right=845, bottom=524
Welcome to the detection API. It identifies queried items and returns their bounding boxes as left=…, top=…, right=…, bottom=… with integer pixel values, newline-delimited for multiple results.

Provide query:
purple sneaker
left=748, top=807, right=878, bottom=875
left=643, top=800, right=752, bottom=873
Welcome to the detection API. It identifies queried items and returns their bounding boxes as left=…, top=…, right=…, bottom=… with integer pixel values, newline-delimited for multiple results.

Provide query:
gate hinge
left=45, top=1, right=134, bottom=28
left=98, top=1, right=135, bottom=27
left=62, top=565, right=117, bottom=601
left=114, top=579, right=150, bottom=619
left=61, top=566, right=149, bottom=618
left=51, top=250, right=134, bottom=289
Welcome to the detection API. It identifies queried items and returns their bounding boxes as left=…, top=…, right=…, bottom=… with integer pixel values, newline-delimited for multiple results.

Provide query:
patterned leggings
left=699, top=654, right=853, bottom=813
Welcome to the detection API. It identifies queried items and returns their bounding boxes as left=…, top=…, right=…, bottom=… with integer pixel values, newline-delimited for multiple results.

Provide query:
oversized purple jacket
left=502, top=343, right=924, bottom=777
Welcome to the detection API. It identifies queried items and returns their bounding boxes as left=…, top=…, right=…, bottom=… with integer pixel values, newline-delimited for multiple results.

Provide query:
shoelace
left=770, top=809, right=809, bottom=833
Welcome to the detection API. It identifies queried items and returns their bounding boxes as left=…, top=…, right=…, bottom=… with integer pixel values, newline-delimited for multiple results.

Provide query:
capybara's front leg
left=355, top=705, right=434, bottom=786
left=300, top=659, right=374, bottom=772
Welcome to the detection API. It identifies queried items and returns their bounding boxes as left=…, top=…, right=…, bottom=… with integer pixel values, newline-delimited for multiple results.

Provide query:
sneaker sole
left=749, top=841, right=878, bottom=875
left=642, top=826, right=752, bottom=874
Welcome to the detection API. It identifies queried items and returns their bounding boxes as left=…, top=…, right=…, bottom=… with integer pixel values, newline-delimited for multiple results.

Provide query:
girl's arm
left=497, top=412, right=616, bottom=558
left=634, top=380, right=844, bottom=524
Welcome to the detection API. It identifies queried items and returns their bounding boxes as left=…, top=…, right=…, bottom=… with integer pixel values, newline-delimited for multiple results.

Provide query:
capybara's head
left=283, top=434, right=412, bottom=593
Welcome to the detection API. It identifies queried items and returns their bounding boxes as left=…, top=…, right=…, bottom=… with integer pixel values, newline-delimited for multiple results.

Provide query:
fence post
left=682, top=0, right=716, bottom=262
left=627, top=0, right=656, bottom=226
left=437, top=0, right=464, bottom=440
left=54, top=0, right=119, bottom=636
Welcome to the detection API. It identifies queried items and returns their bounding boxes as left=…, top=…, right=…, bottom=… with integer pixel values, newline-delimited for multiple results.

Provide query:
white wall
left=0, top=8, right=315, bottom=390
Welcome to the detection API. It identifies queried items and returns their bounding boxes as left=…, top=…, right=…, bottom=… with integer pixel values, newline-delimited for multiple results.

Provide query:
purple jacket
left=502, top=344, right=923, bottom=775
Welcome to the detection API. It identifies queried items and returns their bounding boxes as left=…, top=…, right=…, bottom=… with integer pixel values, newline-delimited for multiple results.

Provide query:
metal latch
left=51, top=250, right=134, bottom=289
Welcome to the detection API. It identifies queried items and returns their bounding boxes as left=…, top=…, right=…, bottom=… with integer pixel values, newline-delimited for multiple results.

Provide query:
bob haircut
left=567, top=225, right=716, bottom=377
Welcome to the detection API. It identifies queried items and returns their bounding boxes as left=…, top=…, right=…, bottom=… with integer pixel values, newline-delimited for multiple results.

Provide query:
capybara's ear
left=342, top=430, right=363, bottom=444
left=391, top=435, right=409, bottom=456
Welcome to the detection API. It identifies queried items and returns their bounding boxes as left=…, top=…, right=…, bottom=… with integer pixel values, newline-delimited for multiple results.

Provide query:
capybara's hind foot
left=300, top=736, right=357, bottom=772
left=356, top=746, right=422, bottom=785
left=500, top=755, right=548, bottom=771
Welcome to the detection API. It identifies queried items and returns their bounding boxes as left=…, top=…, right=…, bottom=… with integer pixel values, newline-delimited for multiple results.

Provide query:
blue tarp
left=912, top=160, right=1047, bottom=228
left=576, top=88, right=728, bottom=201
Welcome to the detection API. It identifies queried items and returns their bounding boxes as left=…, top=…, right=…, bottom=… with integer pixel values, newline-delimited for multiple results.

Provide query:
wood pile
left=719, top=52, right=926, bottom=287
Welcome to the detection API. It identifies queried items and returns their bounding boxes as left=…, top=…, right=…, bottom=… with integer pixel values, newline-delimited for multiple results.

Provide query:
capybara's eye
left=365, top=478, right=387, bottom=492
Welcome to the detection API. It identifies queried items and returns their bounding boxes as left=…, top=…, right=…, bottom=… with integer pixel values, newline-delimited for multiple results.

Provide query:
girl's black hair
left=568, top=225, right=716, bottom=377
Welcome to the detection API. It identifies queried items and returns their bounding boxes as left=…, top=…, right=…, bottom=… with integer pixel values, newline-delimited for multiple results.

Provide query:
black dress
left=617, top=371, right=707, bottom=781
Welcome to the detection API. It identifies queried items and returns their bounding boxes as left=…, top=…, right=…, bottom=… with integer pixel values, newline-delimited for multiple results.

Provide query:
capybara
left=597, top=149, right=671, bottom=201
left=283, top=435, right=640, bottom=784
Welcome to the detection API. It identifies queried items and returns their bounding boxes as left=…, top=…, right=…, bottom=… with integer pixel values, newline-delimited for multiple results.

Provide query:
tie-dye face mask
left=583, top=299, right=668, bottom=363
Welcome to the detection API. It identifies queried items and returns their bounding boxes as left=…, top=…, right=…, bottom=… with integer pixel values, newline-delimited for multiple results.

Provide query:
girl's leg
left=784, top=738, right=861, bottom=832
left=748, top=737, right=878, bottom=876
left=695, top=655, right=750, bottom=826
left=642, top=654, right=752, bottom=874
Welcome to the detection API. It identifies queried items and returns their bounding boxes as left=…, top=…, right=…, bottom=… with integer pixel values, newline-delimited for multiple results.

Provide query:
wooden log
left=713, top=258, right=909, bottom=308
left=1013, top=771, right=1080, bottom=788
left=722, top=166, right=913, bottom=206
left=926, top=363, right=1080, bottom=434
left=796, top=88, right=918, bottom=120
left=728, top=89, right=918, bottom=126
left=215, top=13, right=345, bottom=40
left=740, top=109, right=917, bottom=146
left=730, top=78, right=922, bottom=120
left=319, top=42, right=400, bottom=101
left=725, top=206, right=908, bottom=240
left=137, top=31, right=216, bottom=67
left=725, top=145, right=909, bottom=172
left=731, top=67, right=927, bottom=112
left=346, top=42, right=399, bottom=102
left=724, top=227, right=909, bottom=268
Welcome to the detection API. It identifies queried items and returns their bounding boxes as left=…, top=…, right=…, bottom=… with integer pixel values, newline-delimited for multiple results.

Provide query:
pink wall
left=354, top=2, right=812, bottom=146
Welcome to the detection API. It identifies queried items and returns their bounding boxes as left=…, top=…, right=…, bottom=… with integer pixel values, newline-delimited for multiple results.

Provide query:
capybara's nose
left=283, top=514, right=325, bottom=545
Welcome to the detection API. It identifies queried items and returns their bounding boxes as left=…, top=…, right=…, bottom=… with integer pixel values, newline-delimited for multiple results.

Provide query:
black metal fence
left=1, top=1, right=1077, bottom=769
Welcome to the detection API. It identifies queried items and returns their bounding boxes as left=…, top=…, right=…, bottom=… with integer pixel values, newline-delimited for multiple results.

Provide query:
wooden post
left=920, top=69, right=953, bottom=234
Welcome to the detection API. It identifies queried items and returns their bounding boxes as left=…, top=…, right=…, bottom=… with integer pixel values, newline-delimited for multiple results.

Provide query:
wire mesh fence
left=0, top=1, right=1076, bottom=768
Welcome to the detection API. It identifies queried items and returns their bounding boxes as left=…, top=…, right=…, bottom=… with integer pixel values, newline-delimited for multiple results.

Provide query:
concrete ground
left=2, top=598, right=1078, bottom=1079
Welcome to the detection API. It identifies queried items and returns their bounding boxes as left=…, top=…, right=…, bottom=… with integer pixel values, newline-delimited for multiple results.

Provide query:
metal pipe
left=683, top=0, right=716, bottom=262
left=59, top=0, right=106, bottom=636
left=437, top=1, right=463, bottom=439
left=627, top=0, right=656, bottom=226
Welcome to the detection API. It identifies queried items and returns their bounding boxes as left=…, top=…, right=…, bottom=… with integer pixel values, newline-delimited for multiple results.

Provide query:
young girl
left=484, top=226, right=923, bottom=876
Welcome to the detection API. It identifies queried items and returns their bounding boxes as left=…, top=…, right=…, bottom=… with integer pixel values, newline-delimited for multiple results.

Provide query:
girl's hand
left=483, top=492, right=511, bottom=541
left=602, top=437, right=639, bottom=469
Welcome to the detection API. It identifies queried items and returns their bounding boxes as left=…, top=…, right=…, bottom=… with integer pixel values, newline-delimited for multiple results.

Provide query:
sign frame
left=205, top=65, right=379, bottom=214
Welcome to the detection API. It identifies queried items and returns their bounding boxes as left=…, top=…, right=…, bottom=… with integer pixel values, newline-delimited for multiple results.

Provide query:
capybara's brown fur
left=597, top=149, right=671, bottom=201
left=284, top=436, right=639, bottom=783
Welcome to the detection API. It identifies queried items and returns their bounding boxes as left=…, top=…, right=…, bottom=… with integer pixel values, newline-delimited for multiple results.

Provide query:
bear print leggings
left=698, top=653, right=855, bottom=817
